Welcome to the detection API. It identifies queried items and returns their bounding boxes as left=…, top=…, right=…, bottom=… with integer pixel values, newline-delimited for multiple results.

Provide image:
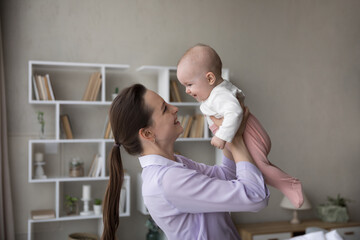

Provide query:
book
left=179, top=115, right=189, bottom=138
left=183, top=115, right=193, bottom=138
left=45, top=74, right=55, bottom=100
left=87, top=154, right=98, bottom=177
left=102, top=115, right=109, bottom=138
left=104, top=120, right=112, bottom=139
left=43, top=75, right=52, bottom=100
left=36, top=75, right=46, bottom=100
left=60, top=114, right=74, bottom=139
left=31, top=209, right=55, bottom=220
left=32, top=76, right=40, bottom=100
left=189, top=116, right=198, bottom=138
left=94, top=155, right=103, bottom=177
left=196, top=115, right=204, bottom=138
left=82, top=72, right=97, bottom=101
left=170, top=80, right=182, bottom=102
left=89, top=72, right=102, bottom=101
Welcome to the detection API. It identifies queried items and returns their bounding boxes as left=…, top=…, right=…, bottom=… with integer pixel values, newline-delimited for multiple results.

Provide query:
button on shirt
left=139, top=154, right=269, bottom=240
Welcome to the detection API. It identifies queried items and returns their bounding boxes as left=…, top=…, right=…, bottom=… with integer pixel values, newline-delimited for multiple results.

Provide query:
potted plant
left=146, top=216, right=160, bottom=240
left=37, top=111, right=45, bottom=139
left=317, top=194, right=351, bottom=222
left=112, top=87, right=119, bottom=100
left=93, top=198, right=102, bottom=215
left=65, top=195, right=79, bottom=215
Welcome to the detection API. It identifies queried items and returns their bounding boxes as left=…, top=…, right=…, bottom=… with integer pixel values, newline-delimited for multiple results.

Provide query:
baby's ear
left=206, top=72, right=216, bottom=85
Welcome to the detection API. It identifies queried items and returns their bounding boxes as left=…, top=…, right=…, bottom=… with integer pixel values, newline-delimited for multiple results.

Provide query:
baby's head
left=177, top=44, right=223, bottom=102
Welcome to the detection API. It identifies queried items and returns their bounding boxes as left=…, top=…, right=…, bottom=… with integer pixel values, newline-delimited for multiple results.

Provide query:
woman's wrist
left=230, top=138, right=255, bottom=164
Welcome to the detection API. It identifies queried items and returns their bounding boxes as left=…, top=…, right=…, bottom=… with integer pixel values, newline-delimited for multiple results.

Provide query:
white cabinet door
left=333, top=226, right=360, bottom=240
left=253, top=232, right=292, bottom=240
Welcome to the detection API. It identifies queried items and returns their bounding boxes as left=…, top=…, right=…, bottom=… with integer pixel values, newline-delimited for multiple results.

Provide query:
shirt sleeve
left=211, top=91, right=243, bottom=143
left=161, top=161, right=269, bottom=214
left=179, top=155, right=236, bottom=181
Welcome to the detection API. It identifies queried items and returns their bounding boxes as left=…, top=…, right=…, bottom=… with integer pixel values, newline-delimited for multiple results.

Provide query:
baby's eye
left=187, top=84, right=192, bottom=87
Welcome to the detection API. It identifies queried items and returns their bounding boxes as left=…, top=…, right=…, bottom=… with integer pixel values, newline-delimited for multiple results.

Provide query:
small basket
left=68, top=233, right=98, bottom=240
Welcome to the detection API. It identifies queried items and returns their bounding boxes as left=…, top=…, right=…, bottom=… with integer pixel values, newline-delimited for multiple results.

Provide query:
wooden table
left=237, top=220, right=360, bottom=240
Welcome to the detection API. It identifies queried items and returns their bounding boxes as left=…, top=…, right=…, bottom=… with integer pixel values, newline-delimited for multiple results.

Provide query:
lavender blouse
left=139, top=154, right=270, bottom=240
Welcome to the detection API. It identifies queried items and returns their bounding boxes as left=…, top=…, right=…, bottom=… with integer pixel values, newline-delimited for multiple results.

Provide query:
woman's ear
left=206, top=72, right=216, bottom=85
left=139, top=128, right=155, bottom=141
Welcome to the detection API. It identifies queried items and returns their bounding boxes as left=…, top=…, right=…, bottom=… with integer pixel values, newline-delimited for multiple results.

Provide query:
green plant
left=65, top=195, right=78, bottom=207
left=114, top=87, right=119, bottom=94
left=146, top=216, right=159, bottom=232
left=325, top=194, right=351, bottom=207
left=94, top=198, right=102, bottom=205
left=37, top=111, right=45, bottom=136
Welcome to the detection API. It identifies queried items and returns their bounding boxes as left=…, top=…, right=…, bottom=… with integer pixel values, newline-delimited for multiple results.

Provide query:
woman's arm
left=177, top=154, right=236, bottom=181
left=161, top=160, right=269, bottom=213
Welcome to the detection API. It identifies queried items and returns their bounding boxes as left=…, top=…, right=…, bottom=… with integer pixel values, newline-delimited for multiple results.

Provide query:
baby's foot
left=280, top=177, right=304, bottom=208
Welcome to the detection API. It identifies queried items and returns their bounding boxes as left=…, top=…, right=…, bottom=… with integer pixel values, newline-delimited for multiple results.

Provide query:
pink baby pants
left=212, top=113, right=304, bottom=208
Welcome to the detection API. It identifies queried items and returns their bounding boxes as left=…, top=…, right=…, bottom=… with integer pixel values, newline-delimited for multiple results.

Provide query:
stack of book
left=82, top=72, right=102, bottom=101
left=178, top=114, right=204, bottom=138
left=32, top=74, right=55, bottom=101
left=31, top=209, right=55, bottom=220
left=88, top=154, right=103, bottom=177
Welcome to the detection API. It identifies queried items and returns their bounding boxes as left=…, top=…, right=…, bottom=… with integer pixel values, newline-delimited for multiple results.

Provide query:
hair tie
left=114, top=142, right=121, bottom=148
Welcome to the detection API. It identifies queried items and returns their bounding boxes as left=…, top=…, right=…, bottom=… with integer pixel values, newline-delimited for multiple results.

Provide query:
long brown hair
left=102, top=84, right=153, bottom=240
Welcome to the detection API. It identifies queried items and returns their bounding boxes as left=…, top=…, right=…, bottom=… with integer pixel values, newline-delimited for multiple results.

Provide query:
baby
left=177, top=43, right=304, bottom=208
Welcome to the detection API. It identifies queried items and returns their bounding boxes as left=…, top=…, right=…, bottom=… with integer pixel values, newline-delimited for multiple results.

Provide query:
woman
left=102, top=84, right=269, bottom=240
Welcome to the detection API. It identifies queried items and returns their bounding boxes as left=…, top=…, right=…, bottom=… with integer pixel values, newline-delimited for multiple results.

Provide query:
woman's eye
left=163, top=106, right=167, bottom=113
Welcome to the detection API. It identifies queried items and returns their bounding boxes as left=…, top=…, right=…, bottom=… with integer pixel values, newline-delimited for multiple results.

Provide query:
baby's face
left=177, top=63, right=213, bottom=102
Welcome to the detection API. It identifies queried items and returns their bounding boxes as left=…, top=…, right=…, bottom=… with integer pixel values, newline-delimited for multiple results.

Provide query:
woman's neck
left=141, top=141, right=176, bottom=161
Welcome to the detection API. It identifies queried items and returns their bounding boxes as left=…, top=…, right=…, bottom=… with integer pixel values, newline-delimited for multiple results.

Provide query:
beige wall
left=1, top=0, right=360, bottom=239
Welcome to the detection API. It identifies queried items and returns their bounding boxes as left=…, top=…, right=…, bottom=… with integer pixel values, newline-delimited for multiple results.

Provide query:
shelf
left=176, top=138, right=211, bottom=142
left=169, top=102, right=200, bottom=107
left=28, top=61, right=132, bottom=240
left=29, top=139, right=114, bottom=144
left=29, top=100, right=113, bottom=105
left=29, top=214, right=102, bottom=223
left=136, top=65, right=176, bottom=73
left=29, top=176, right=110, bottom=183
left=29, top=60, right=130, bottom=69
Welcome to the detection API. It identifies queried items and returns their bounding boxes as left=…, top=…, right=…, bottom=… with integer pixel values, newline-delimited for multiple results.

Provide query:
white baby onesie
left=200, top=80, right=245, bottom=142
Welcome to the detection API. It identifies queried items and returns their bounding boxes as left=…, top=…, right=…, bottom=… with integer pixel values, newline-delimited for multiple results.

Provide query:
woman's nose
left=171, top=105, right=178, bottom=113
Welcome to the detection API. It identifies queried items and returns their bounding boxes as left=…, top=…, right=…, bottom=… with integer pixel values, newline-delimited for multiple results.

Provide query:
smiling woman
left=102, top=83, right=269, bottom=240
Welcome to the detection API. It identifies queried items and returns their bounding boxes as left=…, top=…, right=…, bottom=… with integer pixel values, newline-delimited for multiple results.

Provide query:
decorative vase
left=65, top=202, right=79, bottom=216
left=317, top=205, right=349, bottom=222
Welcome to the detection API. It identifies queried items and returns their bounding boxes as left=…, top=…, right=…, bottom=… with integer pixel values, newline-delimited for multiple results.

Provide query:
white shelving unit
left=136, top=65, right=229, bottom=214
left=27, top=61, right=131, bottom=240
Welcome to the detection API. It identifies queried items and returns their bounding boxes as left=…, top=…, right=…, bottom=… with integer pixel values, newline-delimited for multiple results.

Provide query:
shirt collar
left=138, top=154, right=185, bottom=168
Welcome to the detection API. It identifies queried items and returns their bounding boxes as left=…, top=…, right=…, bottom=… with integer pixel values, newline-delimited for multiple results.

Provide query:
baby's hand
left=211, top=136, right=226, bottom=150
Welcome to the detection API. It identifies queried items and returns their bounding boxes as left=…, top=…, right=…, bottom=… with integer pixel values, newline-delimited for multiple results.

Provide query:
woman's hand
left=210, top=105, right=254, bottom=164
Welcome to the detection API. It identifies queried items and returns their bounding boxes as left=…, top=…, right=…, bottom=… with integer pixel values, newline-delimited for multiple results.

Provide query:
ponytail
left=102, top=145, right=124, bottom=240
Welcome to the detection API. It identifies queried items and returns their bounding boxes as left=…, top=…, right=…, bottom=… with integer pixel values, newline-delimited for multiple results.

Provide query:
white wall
left=1, top=0, right=360, bottom=239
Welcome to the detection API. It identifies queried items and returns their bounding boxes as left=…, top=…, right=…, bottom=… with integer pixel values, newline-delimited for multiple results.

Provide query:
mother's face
left=144, top=90, right=183, bottom=143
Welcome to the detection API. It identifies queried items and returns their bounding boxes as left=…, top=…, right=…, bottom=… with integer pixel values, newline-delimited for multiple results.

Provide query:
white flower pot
left=93, top=204, right=102, bottom=215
